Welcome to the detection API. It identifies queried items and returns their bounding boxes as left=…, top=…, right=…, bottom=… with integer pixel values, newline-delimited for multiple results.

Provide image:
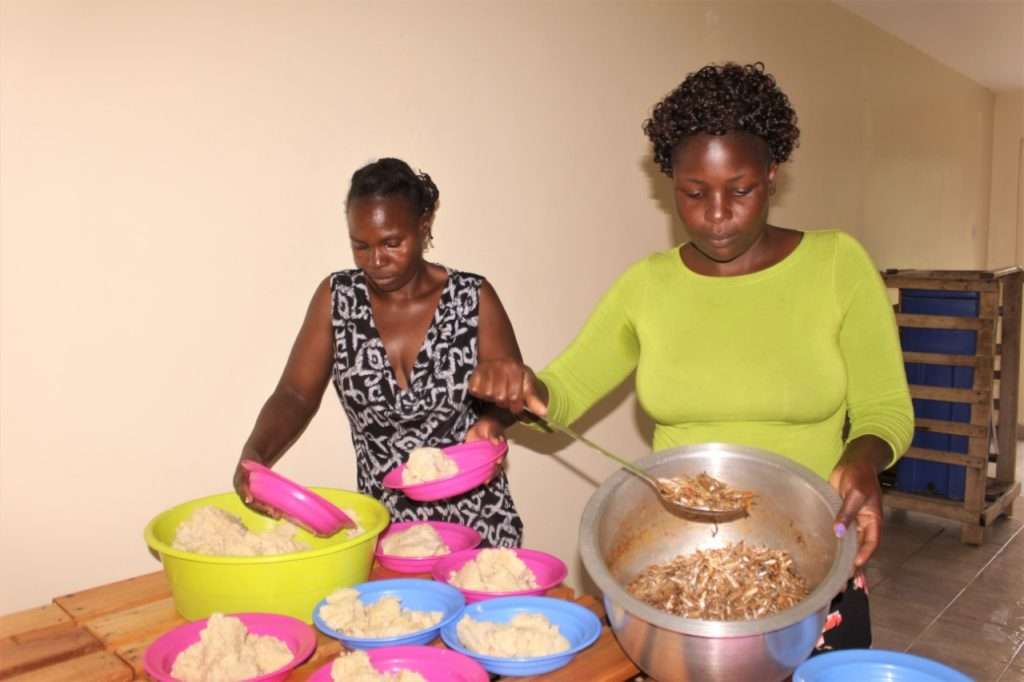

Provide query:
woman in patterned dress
left=234, top=158, right=524, bottom=548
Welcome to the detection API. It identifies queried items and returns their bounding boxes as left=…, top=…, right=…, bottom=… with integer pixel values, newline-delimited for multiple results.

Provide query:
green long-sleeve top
left=537, top=230, right=913, bottom=480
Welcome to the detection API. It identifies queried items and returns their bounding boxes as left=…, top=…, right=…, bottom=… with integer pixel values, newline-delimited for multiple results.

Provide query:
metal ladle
left=525, top=411, right=748, bottom=523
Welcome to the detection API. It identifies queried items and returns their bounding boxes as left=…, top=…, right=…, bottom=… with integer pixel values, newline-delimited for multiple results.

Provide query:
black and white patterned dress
left=329, top=267, right=523, bottom=548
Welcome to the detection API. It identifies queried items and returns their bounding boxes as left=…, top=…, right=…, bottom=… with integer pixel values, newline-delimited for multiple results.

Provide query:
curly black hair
left=643, top=62, right=800, bottom=176
left=346, top=157, right=439, bottom=218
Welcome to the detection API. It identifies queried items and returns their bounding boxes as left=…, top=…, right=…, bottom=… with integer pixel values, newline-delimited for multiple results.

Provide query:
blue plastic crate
left=896, top=289, right=980, bottom=501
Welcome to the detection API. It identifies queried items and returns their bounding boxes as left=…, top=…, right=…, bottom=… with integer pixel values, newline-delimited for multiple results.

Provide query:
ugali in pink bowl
left=382, top=441, right=508, bottom=502
left=431, top=548, right=568, bottom=603
left=374, top=520, right=482, bottom=573
left=143, top=612, right=316, bottom=682
left=307, top=645, right=488, bottom=681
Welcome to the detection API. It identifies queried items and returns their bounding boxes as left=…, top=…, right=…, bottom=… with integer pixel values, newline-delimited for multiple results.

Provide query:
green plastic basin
left=143, top=488, right=389, bottom=622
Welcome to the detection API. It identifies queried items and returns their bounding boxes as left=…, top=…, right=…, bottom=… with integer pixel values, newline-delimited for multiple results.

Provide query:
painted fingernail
left=834, top=522, right=847, bottom=538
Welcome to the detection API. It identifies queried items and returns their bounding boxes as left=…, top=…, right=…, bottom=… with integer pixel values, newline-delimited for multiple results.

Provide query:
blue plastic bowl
left=313, top=578, right=464, bottom=649
left=795, top=649, right=974, bottom=681
left=440, top=596, right=602, bottom=676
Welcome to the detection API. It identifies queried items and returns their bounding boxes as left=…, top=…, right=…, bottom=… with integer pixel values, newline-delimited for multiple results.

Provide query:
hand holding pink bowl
left=382, top=441, right=508, bottom=502
left=432, top=548, right=568, bottom=603
left=143, top=612, right=316, bottom=682
left=307, top=645, right=488, bottom=682
left=241, top=460, right=355, bottom=536
left=374, top=520, right=482, bottom=574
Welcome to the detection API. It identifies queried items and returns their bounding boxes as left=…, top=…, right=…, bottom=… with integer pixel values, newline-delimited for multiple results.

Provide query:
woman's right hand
left=233, top=459, right=282, bottom=519
left=468, top=359, right=547, bottom=416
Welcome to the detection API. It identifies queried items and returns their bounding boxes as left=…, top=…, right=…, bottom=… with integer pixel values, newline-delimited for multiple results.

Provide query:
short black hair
left=346, top=158, right=439, bottom=218
left=643, top=62, right=800, bottom=175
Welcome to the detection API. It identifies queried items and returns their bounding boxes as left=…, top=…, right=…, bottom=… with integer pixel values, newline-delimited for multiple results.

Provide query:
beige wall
left=985, top=91, right=1024, bottom=422
left=0, top=0, right=996, bottom=612
left=987, top=91, right=1024, bottom=267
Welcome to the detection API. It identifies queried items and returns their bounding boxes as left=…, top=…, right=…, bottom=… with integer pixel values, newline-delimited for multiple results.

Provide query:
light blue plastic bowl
left=312, top=578, right=464, bottom=649
left=795, top=649, right=974, bottom=681
left=440, top=596, right=602, bottom=676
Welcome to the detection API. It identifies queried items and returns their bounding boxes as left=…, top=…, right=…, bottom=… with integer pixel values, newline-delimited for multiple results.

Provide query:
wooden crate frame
left=882, top=267, right=1022, bottom=544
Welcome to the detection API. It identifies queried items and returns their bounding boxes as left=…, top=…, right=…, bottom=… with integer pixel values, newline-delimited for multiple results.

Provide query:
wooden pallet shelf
left=882, top=267, right=1022, bottom=544
left=883, top=479, right=1021, bottom=527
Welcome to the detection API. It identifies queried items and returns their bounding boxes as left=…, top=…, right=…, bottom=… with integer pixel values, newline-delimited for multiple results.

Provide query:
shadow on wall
left=642, top=155, right=685, bottom=245
left=507, top=374, right=655, bottom=478
left=507, top=373, right=656, bottom=597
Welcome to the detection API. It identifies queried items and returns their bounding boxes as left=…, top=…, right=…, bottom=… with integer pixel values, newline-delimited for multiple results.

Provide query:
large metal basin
left=579, top=443, right=856, bottom=682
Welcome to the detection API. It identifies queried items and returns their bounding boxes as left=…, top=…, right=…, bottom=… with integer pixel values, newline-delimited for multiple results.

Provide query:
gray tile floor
left=866, top=442, right=1024, bottom=681
left=870, top=505, right=1023, bottom=681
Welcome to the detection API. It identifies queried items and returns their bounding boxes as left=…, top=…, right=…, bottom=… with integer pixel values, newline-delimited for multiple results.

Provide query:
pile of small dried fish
left=656, top=472, right=755, bottom=513
left=626, top=541, right=810, bottom=621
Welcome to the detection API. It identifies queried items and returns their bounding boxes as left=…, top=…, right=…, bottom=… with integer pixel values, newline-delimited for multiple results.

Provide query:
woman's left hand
left=829, top=435, right=893, bottom=568
left=465, top=414, right=508, bottom=445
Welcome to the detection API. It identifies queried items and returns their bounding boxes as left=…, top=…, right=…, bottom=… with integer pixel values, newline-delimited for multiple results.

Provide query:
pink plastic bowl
left=241, top=461, right=355, bottom=536
left=431, top=548, right=568, bottom=604
left=382, top=441, right=508, bottom=502
left=307, top=645, right=489, bottom=682
left=143, top=612, right=316, bottom=682
left=374, top=521, right=483, bottom=574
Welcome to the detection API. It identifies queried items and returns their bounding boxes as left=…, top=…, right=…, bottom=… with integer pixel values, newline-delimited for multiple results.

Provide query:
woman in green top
left=468, top=62, right=913, bottom=651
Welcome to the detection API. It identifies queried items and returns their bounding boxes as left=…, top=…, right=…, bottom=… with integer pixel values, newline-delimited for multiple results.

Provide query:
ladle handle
left=523, top=410, right=655, bottom=483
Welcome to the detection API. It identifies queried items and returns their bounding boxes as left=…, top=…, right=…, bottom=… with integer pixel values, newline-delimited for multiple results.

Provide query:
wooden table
left=0, top=565, right=640, bottom=681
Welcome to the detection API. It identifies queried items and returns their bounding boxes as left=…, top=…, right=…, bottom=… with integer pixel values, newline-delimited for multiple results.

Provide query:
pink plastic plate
left=381, top=441, right=508, bottom=502
left=307, top=645, right=489, bottom=682
left=374, top=521, right=483, bottom=573
left=143, top=612, right=316, bottom=682
left=241, top=461, right=355, bottom=536
left=431, top=548, right=569, bottom=603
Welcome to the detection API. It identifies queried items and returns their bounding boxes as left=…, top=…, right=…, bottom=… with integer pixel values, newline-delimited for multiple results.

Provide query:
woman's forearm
left=838, top=434, right=893, bottom=474
left=239, top=387, right=322, bottom=467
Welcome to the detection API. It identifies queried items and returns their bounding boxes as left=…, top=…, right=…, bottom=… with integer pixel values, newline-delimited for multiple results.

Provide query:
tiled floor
left=868, top=441, right=1024, bottom=681
left=869, top=505, right=1023, bottom=681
